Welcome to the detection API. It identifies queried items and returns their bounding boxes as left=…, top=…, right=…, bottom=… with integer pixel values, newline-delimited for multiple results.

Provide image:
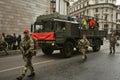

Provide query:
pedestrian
left=12, top=33, right=17, bottom=50
left=0, top=33, right=8, bottom=55
left=17, top=35, right=21, bottom=49
left=5, top=34, right=13, bottom=50
left=109, top=32, right=117, bottom=54
left=78, top=34, right=90, bottom=61
left=16, top=29, right=35, bottom=80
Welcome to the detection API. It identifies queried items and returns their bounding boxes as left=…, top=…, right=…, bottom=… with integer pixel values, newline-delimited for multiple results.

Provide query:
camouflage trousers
left=21, top=56, right=34, bottom=77
left=79, top=48, right=87, bottom=59
left=0, top=46, right=8, bottom=55
left=110, top=44, right=115, bottom=54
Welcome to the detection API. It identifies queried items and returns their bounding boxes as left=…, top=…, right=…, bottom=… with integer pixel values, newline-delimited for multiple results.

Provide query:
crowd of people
left=2, top=33, right=21, bottom=50
left=68, top=14, right=99, bottom=30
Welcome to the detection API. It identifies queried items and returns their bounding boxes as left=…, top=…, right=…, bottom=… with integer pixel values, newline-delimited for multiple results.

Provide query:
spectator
left=82, top=16, right=88, bottom=29
left=78, top=15, right=83, bottom=29
left=89, top=17, right=96, bottom=30
left=17, top=35, right=21, bottom=49
left=95, top=18, right=99, bottom=30
left=5, top=34, right=13, bottom=50
left=12, top=33, right=17, bottom=50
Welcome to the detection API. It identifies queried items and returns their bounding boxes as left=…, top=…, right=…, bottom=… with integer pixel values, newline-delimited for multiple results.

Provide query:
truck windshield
left=35, top=21, right=54, bottom=32
left=35, top=24, right=44, bottom=32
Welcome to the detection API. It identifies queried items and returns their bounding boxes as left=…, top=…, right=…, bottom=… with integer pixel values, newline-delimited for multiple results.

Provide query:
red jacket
left=90, top=20, right=96, bottom=28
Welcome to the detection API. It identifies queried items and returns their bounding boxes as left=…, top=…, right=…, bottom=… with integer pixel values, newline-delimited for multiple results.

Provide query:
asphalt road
left=0, top=40, right=120, bottom=80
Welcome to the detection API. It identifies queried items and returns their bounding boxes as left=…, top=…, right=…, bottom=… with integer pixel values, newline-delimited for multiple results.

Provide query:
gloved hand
left=24, top=51, right=29, bottom=56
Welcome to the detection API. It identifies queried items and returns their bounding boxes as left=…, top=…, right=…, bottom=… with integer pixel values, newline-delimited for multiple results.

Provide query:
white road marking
left=0, top=59, right=54, bottom=73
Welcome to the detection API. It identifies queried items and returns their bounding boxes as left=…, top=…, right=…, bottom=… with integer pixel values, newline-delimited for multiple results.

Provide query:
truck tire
left=42, top=46, right=53, bottom=55
left=92, top=45, right=101, bottom=52
left=61, top=42, right=74, bottom=58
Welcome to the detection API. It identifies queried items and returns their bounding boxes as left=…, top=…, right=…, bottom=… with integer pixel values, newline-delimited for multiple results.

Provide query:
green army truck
left=31, top=13, right=107, bottom=58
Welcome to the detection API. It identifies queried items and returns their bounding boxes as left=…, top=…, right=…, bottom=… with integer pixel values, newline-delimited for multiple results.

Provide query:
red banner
left=32, top=32, right=55, bottom=41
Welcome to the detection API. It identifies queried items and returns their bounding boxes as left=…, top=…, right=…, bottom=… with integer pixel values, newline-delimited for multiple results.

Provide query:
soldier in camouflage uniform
left=109, top=32, right=117, bottom=54
left=0, top=33, right=8, bottom=55
left=17, top=30, right=35, bottom=80
left=78, top=34, right=90, bottom=61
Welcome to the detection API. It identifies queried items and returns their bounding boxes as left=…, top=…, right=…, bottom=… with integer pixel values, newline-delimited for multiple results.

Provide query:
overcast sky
left=116, top=0, right=120, bottom=5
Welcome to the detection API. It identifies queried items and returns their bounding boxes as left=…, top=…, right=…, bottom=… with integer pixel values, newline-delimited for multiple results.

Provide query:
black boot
left=16, top=76, right=23, bottom=80
left=27, top=72, right=35, bottom=77
left=109, top=52, right=112, bottom=55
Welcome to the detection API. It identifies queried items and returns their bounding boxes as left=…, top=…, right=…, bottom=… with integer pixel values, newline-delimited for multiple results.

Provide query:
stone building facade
left=50, top=0, right=69, bottom=15
left=68, top=0, right=117, bottom=34
left=0, top=0, right=50, bottom=35
left=116, top=5, right=120, bottom=31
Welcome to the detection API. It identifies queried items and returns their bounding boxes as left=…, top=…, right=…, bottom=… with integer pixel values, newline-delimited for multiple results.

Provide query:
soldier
left=78, top=34, right=90, bottom=61
left=109, top=32, right=117, bottom=54
left=16, top=29, right=35, bottom=80
left=0, top=33, right=8, bottom=55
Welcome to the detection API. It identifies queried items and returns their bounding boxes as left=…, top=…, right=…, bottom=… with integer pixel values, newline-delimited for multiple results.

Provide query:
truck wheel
left=92, top=45, right=101, bottom=52
left=61, top=42, right=74, bottom=58
left=42, top=47, right=53, bottom=55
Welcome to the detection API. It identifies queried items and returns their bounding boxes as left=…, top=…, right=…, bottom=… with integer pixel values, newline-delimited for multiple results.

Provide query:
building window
left=83, top=11, right=85, bottom=15
left=81, top=5, right=83, bottom=8
left=104, top=15, right=107, bottom=21
left=95, top=0, right=98, bottom=4
left=105, top=0, right=108, bottom=3
left=104, top=24, right=108, bottom=30
left=94, top=14, right=99, bottom=18
left=104, top=8, right=108, bottom=12
left=111, top=14, right=113, bottom=19
left=95, top=8, right=98, bottom=12
left=87, top=10, right=89, bottom=15
left=79, top=5, right=81, bottom=9
left=78, top=5, right=80, bottom=9
left=83, top=4, right=85, bottom=7
left=50, top=0, right=56, bottom=13
left=87, top=2, right=89, bottom=5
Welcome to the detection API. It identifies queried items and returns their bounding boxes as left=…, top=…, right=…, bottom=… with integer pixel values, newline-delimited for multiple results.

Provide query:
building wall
left=116, top=5, right=120, bottom=30
left=57, top=0, right=68, bottom=15
left=50, top=0, right=68, bottom=15
left=0, top=0, right=49, bottom=35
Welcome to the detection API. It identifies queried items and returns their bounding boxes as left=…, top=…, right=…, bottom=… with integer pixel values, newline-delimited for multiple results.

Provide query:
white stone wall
left=56, top=0, right=68, bottom=15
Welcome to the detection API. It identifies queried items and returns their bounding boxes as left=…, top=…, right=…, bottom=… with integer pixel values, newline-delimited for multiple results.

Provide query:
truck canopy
left=36, top=13, right=68, bottom=23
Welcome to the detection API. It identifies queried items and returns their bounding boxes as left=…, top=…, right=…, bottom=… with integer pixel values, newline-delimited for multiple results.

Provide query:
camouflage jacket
left=0, top=37, right=7, bottom=48
left=20, top=36, right=34, bottom=56
left=78, top=39, right=90, bottom=49
left=109, top=36, right=117, bottom=45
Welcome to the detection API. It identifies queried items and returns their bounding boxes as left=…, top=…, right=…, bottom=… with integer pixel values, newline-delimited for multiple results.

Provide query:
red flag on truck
left=32, top=32, right=55, bottom=41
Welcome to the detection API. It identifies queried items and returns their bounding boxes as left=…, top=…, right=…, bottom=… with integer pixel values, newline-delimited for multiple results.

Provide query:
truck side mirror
left=31, top=24, right=33, bottom=32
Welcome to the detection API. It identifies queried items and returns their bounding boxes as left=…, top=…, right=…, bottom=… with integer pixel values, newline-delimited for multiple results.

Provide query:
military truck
left=31, top=13, right=107, bottom=57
